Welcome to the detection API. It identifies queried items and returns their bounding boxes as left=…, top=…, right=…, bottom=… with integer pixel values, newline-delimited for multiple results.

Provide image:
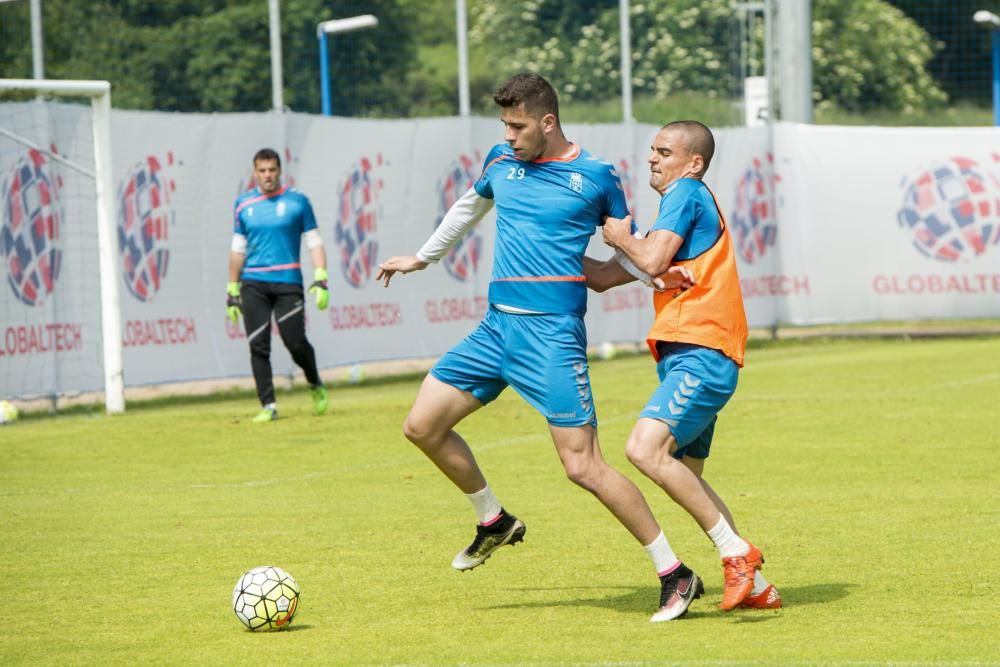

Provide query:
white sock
left=751, top=570, right=770, bottom=595
left=644, top=531, right=680, bottom=577
left=706, top=515, right=749, bottom=559
left=263, top=402, right=276, bottom=411
left=465, top=486, right=502, bottom=525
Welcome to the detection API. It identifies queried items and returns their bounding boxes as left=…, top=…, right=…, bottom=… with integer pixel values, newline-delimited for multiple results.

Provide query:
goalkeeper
left=227, top=148, right=329, bottom=423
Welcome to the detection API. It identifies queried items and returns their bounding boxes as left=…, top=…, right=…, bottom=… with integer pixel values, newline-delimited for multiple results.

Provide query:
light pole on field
left=268, top=0, right=283, bottom=111
left=317, top=14, right=378, bottom=117
left=455, top=0, right=470, bottom=116
left=974, top=9, right=1000, bottom=126
left=0, top=0, right=43, bottom=79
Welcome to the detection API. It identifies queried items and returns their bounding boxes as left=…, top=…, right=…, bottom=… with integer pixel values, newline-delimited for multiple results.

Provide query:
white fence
left=2, top=104, right=999, bottom=399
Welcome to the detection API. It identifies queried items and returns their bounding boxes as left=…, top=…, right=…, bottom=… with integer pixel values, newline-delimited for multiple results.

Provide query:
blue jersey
left=649, top=178, right=721, bottom=260
left=233, top=186, right=318, bottom=285
left=474, top=143, right=629, bottom=316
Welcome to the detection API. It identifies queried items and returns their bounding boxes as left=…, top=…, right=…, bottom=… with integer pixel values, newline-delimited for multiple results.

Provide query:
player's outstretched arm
left=376, top=256, right=429, bottom=287
left=583, top=256, right=636, bottom=293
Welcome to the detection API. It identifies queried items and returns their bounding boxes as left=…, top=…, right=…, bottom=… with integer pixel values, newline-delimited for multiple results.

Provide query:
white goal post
left=0, top=79, right=124, bottom=413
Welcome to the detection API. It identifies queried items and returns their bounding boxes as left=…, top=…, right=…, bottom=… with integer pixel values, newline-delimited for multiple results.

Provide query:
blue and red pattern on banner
left=0, top=147, right=63, bottom=306
left=897, top=155, right=1000, bottom=262
left=730, top=154, right=779, bottom=265
left=117, top=153, right=176, bottom=302
left=335, top=155, right=382, bottom=289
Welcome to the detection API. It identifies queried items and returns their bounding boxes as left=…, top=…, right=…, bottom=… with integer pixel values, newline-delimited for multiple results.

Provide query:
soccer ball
left=231, top=565, right=300, bottom=632
left=347, top=363, right=366, bottom=385
left=0, top=400, right=18, bottom=425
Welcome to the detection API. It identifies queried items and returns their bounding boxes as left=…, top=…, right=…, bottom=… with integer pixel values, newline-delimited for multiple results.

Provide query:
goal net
left=0, top=80, right=123, bottom=413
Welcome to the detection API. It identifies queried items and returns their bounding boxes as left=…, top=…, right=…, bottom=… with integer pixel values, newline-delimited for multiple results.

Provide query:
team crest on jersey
left=276, top=201, right=286, bottom=217
left=569, top=172, right=583, bottom=193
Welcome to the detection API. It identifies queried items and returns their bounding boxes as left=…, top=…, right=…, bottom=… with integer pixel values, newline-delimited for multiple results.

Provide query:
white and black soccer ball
left=232, top=565, right=300, bottom=631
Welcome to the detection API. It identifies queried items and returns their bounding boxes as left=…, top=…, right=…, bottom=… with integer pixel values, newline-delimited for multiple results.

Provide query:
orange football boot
left=720, top=543, right=763, bottom=610
left=740, top=583, right=782, bottom=609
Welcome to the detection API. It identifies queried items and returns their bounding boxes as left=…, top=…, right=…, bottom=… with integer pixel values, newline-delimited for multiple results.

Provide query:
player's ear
left=691, top=154, right=705, bottom=177
left=540, top=113, right=557, bottom=134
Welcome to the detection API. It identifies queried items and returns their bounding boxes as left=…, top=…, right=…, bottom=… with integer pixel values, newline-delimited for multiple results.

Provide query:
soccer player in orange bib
left=586, top=120, right=781, bottom=615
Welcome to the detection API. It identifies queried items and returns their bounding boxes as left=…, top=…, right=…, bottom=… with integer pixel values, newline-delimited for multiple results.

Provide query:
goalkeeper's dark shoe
left=252, top=407, right=278, bottom=423
left=451, top=510, right=525, bottom=571
left=650, top=563, right=704, bottom=622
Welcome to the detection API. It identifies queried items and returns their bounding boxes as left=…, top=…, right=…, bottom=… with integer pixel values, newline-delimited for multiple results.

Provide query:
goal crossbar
left=0, top=79, right=124, bottom=414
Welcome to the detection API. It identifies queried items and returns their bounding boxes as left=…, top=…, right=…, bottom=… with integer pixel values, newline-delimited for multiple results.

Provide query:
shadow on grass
left=478, top=581, right=853, bottom=618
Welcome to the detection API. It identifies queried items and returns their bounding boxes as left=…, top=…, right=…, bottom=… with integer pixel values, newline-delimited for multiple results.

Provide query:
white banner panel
left=774, top=123, right=1000, bottom=324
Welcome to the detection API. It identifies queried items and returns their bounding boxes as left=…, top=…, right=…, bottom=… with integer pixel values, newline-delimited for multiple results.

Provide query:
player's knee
left=402, top=413, right=439, bottom=447
left=625, top=436, right=658, bottom=473
left=562, top=456, right=600, bottom=492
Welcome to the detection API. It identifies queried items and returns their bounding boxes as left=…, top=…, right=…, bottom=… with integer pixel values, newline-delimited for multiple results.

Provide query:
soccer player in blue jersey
left=377, top=74, right=696, bottom=622
left=227, top=148, right=330, bottom=423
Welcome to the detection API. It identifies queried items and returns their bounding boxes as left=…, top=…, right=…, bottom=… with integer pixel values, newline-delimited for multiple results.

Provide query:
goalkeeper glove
left=308, top=268, right=330, bottom=310
left=226, top=281, right=242, bottom=322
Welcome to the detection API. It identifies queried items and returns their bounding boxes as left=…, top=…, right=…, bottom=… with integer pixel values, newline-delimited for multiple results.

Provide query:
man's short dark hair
left=493, top=73, right=560, bottom=120
left=253, top=148, right=281, bottom=167
left=662, top=120, right=715, bottom=176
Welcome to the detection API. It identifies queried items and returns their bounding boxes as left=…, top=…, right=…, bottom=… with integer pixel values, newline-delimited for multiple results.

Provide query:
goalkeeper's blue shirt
left=474, top=143, right=629, bottom=316
left=233, top=185, right=317, bottom=285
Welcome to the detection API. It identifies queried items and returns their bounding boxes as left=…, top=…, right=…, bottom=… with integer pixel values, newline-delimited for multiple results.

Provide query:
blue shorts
left=431, top=306, right=596, bottom=427
left=638, top=342, right=739, bottom=460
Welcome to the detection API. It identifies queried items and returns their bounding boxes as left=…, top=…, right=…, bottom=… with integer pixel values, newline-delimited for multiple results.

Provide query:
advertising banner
left=2, top=104, right=999, bottom=399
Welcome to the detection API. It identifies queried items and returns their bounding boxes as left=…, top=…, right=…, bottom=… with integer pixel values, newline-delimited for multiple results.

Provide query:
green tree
left=0, top=0, right=419, bottom=115
left=469, top=0, right=948, bottom=116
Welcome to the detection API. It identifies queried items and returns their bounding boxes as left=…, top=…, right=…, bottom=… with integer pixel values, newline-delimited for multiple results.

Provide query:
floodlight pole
left=30, top=0, right=42, bottom=79
left=0, top=0, right=43, bottom=78
left=619, top=0, right=633, bottom=123
left=974, top=10, right=1000, bottom=126
left=268, top=0, right=283, bottom=111
left=455, top=0, right=470, bottom=116
left=994, top=31, right=1000, bottom=126
left=317, top=14, right=378, bottom=116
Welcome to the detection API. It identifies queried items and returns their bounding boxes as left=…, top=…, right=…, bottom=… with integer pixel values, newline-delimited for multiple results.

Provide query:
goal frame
left=0, top=79, right=124, bottom=413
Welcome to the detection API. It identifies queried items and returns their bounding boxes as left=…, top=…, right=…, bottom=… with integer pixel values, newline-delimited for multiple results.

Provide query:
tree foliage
left=469, top=0, right=949, bottom=116
left=0, top=0, right=964, bottom=117
left=0, top=0, right=417, bottom=114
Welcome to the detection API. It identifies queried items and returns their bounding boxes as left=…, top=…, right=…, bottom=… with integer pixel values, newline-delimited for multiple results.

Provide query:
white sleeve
left=416, top=187, right=494, bottom=263
left=231, top=233, right=247, bottom=254
left=303, top=229, right=323, bottom=249
left=612, top=230, right=653, bottom=286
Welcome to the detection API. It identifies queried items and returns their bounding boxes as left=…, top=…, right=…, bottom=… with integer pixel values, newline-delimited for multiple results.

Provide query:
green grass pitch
left=1, top=337, right=998, bottom=665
